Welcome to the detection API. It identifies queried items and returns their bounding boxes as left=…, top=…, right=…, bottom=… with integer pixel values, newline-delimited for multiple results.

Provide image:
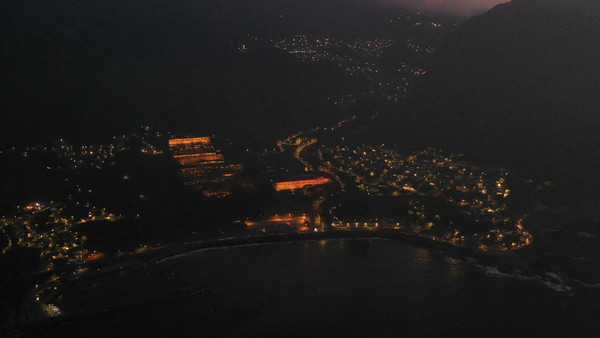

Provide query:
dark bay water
left=37, top=239, right=600, bottom=337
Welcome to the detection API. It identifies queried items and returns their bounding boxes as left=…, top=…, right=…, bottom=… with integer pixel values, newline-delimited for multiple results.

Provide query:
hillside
left=417, top=0, right=600, bottom=203
left=1, top=0, right=371, bottom=147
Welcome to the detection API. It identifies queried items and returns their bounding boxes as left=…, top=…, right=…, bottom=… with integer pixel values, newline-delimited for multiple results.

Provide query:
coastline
left=10, top=229, right=580, bottom=337
left=152, top=230, right=582, bottom=294
left=156, top=230, right=480, bottom=264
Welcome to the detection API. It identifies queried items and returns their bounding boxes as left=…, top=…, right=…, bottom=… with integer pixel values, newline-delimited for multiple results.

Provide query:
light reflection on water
left=55, top=238, right=600, bottom=337
left=318, top=239, right=327, bottom=249
left=446, top=258, right=464, bottom=283
left=412, top=247, right=432, bottom=266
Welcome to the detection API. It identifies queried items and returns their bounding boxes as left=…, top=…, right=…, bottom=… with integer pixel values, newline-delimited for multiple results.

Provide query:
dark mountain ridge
left=416, top=0, right=600, bottom=203
left=1, top=0, right=455, bottom=148
left=2, top=0, right=384, bottom=147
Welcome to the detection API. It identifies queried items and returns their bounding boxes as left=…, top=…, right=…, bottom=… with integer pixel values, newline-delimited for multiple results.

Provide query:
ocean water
left=37, top=239, right=600, bottom=337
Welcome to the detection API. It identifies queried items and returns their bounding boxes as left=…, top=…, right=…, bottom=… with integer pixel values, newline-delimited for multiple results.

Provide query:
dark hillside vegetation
left=410, top=0, right=600, bottom=204
left=1, top=0, right=369, bottom=147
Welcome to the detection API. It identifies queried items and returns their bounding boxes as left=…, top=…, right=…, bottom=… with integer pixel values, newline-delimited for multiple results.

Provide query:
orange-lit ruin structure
left=275, top=176, right=332, bottom=191
left=169, top=137, right=242, bottom=197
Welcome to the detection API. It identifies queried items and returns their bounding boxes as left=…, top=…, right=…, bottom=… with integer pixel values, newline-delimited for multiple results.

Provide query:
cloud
left=381, top=0, right=509, bottom=17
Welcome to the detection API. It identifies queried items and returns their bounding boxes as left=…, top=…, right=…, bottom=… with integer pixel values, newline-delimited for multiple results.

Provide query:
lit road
left=294, top=138, right=317, bottom=171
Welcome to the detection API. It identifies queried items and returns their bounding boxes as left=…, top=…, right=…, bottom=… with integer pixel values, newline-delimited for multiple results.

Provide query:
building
left=169, top=137, right=243, bottom=197
left=274, top=176, right=332, bottom=191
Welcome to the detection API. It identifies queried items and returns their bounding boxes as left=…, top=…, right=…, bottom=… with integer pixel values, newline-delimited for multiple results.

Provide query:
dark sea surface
left=38, top=239, right=600, bottom=337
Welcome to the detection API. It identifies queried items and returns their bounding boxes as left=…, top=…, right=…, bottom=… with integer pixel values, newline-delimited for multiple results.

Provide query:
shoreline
left=156, top=230, right=482, bottom=264
left=144, top=230, right=587, bottom=294
left=9, top=229, right=579, bottom=337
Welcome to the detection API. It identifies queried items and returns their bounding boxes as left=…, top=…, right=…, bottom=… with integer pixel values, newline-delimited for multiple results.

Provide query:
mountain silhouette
left=418, top=0, right=600, bottom=203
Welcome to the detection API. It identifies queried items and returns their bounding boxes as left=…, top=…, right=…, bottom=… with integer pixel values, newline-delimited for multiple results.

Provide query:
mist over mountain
left=418, top=0, right=600, bottom=202
left=381, top=0, right=508, bottom=17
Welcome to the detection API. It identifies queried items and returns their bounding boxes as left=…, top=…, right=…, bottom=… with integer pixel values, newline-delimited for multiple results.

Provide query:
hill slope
left=1, top=0, right=370, bottom=146
left=419, top=0, right=600, bottom=202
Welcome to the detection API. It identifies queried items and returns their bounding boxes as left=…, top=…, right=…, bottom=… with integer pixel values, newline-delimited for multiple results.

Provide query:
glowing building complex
left=169, top=137, right=242, bottom=197
left=275, top=176, right=332, bottom=191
